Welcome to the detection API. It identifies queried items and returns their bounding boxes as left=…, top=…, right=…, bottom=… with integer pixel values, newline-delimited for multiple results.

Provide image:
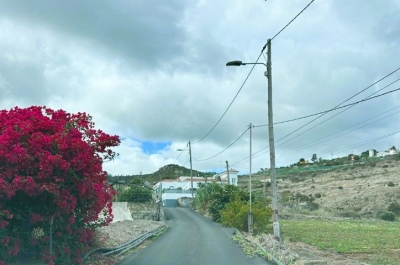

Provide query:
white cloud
left=1, top=0, right=400, bottom=176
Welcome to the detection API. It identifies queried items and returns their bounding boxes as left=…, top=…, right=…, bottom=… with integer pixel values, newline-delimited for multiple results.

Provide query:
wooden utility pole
left=267, top=39, right=280, bottom=240
left=189, top=141, right=193, bottom=198
left=248, top=123, right=253, bottom=234
left=226, top=160, right=230, bottom=184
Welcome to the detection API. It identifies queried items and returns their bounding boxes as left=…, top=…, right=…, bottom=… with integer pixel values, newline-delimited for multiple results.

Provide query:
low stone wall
left=128, top=202, right=164, bottom=220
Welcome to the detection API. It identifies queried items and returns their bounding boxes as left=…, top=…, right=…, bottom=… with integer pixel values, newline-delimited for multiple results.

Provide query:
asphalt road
left=119, top=207, right=269, bottom=265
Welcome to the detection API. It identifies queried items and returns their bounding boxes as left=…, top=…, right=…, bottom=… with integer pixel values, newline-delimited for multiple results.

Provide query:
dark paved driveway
left=119, top=207, right=269, bottom=265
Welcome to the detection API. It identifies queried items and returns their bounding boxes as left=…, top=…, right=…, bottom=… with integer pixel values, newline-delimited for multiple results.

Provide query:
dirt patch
left=86, top=219, right=165, bottom=264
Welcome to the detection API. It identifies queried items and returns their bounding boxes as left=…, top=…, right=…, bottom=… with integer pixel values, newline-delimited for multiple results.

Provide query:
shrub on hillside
left=387, top=181, right=395, bottom=187
left=380, top=211, right=396, bottom=222
left=388, top=202, right=400, bottom=215
left=0, top=106, right=120, bottom=264
left=220, top=198, right=272, bottom=234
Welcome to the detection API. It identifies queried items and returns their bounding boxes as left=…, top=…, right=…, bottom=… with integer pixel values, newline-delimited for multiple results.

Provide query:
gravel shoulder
left=86, top=220, right=165, bottom=265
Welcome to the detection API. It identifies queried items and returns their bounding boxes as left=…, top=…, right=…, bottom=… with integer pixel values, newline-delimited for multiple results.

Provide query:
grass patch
left=281, top=219, right=400, bottom=253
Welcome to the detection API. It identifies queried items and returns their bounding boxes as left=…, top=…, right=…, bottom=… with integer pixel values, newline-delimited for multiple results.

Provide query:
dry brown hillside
left=239, top=158, right=400, bottom=219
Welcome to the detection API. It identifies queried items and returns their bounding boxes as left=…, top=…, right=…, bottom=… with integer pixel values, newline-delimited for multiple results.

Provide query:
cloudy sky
left=1, top=0, right=400, bottom=176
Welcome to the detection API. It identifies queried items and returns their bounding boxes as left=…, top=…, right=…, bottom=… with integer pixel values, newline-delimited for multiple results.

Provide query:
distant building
left=377, top=149, right=399, bottom=157
left=368, top=149, right=375, bottom=157
left=212, top=168, right=239, bottom=186
left=153, top=169, right=240, bottom=207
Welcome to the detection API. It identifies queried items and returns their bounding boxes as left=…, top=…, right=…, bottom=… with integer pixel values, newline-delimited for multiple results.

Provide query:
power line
left=323, top=130, right=400, bottom=159
left=253, top=85, right=400, bottom=127
left=192, top=52, right=263, bottom=144
left=274, top=68, right=400, bottom=147
left=271, top=86, right=400, bottom=125
left=265, top=108, right=400, bottom=165
left=276, top=129, right=400, bottom=166
left=172, top=148, right=185, bottom=164
left=182, top=157, right=190, bottom=167
left=270, top=0, right=315, bottom=41
left=278, top=106, right=400, bottom=157
left=193, top=127, right=250, bottom=161
left=251, top=73, right=400, bottom=162
left=231, top=104, right=400, bottom=168
left=192, top=0, right=316, bottom=143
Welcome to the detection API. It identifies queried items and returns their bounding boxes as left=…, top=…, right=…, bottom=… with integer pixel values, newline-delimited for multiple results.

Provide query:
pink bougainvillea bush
left=0, top=106, right=120, bottom=264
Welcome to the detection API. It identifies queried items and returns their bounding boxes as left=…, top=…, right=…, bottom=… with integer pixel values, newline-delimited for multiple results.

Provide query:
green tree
left=220, top=198, right=272, bottom=234
left=311, top=154, right=317, bottom=163
left=192, top=183, right=249, bottom=222
left=117, top=186, right=152, bottom=203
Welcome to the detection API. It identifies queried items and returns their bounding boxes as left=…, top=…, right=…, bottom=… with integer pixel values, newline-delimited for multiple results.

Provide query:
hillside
left=110, top=157, right=399, bottom=219
left=239, top=157, right=400, bottom=219
left=109, top=164, right=215, bottom=185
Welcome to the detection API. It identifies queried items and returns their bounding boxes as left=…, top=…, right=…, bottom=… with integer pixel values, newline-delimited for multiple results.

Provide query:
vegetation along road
left=119, top=208, right=269, bottom=265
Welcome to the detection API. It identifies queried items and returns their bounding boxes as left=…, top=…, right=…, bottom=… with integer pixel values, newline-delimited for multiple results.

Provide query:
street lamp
left=226, top=39, right=280, bottom=240
left=177, top=141, right=193, bottom=198
left=225, top=60, right=266, bottom=67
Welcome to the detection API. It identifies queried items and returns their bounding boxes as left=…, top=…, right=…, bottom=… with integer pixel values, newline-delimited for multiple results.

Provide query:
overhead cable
left=270, top=0, right=315, bottom=42
left=172, top=147, right=186, bottom=164
left=326, top=130, right=400, bottom=157
left=193, top=127, right=250, bottom=161
left=192, top=52, right=263, bottom=144
left=279, top=106, right=400, bottom=156
left=277, top=129, right=400, bottom=166
left=232, top=86, right=400, bottom=166
left=193, top=0, right=316, bottom=143
left=253, top=107, right=400, bottom=165
left=272, top=69, right=400, bottom=148
left=271, top=86, right=400, bottom=125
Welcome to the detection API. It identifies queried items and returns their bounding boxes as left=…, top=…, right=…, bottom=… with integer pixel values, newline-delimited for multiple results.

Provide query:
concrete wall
left=161, top=193, right=194, bottom=207
left=163, top=199, right=178, bottom=207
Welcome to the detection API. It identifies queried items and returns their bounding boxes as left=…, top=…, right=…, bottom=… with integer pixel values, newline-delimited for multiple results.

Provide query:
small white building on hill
left=377, top=149, right=399, bottom=157
left=212, top=168, right=239, bottom=186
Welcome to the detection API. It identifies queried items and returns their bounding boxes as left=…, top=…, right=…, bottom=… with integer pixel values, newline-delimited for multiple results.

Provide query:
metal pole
left=263, top=169, right=266, bottom=198
left=226, top=160, right=230, bottom=184
left=189, top=141, right=193, bottom=198
left=267, top=39, right=280, bottom=240
left=248, top=123, right=253, bottom=234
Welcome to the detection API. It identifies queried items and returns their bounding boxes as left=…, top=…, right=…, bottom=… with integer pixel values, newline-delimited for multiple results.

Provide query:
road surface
left=119, top=207, right=269, bottom=265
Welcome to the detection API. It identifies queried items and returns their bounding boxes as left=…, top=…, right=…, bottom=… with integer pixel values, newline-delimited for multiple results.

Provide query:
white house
left=377, top=149, right=399, bottom=157
left=212, top=168, right=239, bottom=186
left=153, top=170, right=240, bottom=207
left=153, top=176, right=208, bottom=207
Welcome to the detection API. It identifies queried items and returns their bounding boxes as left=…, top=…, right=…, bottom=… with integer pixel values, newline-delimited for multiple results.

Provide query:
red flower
left=0, top=106, right=120, bottom=264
